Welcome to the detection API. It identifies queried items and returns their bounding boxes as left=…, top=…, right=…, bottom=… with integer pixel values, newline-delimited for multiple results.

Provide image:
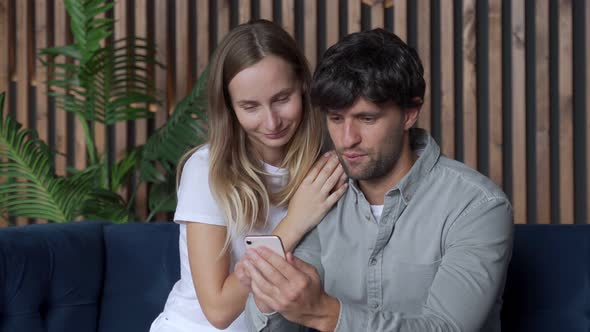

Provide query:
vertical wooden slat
left=462, top=0, right=477, bottom=169
left=558, top=0, right=573, bottom=224
left=326, top=0, right=339, bottom=48
left=535, top=1, right=551, bottom=224
left=154, top=0, right=169, bottom=221
left=135, top=0, right=148, bottom=220
left=176, top=0, right=189, bottom=100
left=239, top=0, right=251, bottom=24
left=304, top=1, right=317, bottom=68
left=416, top=0, right=431, bottom=133
left=585, top=0, right=590, bottom=224
left=155, top=0, right=169, bottom=129
left=16, top=1, right=30, bottom=225
left=441, top=0, right=455, bottom=158
left=259, top=0, right=273, bottom=20
left=371, top=1, right=384, bottom=29
left=348, top=0, right=361, bottom=33
left=54, top=1, right=68, bottom=175
left=489, top=0, right=503, bottom=187
left=74, top=2, right=87, bottom=173
left=0, top=0, right=9, bottom=109
left=34, top=0, right=48, bottom=144
left=95, top=5, right=105, bottom=177
left=196, top=0, right=209, bottom=76
left=34, top=0, right=49, bottom=224
left=281, top=0, right=295, bottom=36
left=114, top=0, right=128, bottom=200
left=218, top=1, right=230, bottom=42
left=394, top=0, right=407, bottom=41
left=511, top=0, right=527, bottom=224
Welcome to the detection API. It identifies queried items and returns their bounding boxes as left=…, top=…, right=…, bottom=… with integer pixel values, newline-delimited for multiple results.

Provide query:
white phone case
left=244, top=235, right=286, bottom=258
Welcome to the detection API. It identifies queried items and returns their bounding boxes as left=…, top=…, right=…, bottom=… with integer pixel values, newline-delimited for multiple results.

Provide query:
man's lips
left=264, top=127, right=289, bottom=139
left=342, top=152, right=367, bottom=162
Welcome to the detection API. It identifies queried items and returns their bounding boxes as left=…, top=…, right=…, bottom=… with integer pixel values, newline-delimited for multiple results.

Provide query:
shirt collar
left=348, top=128, right=440, bottom=204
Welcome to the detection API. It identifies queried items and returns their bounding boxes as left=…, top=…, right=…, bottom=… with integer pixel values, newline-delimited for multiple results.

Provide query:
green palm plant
left=0, top=0, right=208, bottom=224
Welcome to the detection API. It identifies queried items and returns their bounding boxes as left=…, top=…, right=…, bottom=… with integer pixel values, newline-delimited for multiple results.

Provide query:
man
left=237, top=29, right=513, bottom=332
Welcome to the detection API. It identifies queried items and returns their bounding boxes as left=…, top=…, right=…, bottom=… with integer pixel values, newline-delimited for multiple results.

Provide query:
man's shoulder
left=431, top=155, right=509, bottom=202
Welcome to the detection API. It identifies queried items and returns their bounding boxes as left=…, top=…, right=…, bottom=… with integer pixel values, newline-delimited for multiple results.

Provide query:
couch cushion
left=98, top=222, right=179, bottom=332
left=502, top=224, right=590, bottom=332
left=0, top=221, right=105, bottom=332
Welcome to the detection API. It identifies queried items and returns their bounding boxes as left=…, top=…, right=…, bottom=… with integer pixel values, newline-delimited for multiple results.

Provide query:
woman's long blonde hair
left=178, top=20, right=323, bottom=251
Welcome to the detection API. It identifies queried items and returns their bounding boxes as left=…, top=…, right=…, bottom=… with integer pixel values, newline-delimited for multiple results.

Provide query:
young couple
left=151, top=19, right=513, bottom=332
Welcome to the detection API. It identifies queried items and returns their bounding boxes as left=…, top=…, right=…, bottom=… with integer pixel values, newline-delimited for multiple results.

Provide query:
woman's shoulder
left=181, top=144, right=210, bottom=173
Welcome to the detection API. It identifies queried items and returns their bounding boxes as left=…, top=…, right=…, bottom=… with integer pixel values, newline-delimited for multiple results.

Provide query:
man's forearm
left=303, top=294, right=340, bottom=332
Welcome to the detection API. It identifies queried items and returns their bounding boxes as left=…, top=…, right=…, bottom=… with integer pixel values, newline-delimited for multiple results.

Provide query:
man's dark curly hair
left=311, top=28, right=425, bottom=112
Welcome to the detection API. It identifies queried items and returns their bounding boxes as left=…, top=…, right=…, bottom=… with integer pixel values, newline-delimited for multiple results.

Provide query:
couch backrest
left=98, top=222, right=179, bottom=332
left=0, top=221, right=105, bottom=332
left=501, top=224, right=590, bottom=332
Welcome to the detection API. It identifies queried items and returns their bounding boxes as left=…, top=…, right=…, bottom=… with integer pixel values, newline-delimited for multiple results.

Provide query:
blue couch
left=0, top=221, right=588, bottom=331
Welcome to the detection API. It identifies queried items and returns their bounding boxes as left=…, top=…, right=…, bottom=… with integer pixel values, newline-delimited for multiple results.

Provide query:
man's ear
left=404, top=106, right=421, bottom=130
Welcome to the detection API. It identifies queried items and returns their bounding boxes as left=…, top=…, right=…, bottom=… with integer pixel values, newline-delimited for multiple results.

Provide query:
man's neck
left=358, top=141, right=417, bottom=205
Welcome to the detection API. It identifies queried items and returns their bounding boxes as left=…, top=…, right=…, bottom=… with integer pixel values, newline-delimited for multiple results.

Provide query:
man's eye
left=362, top=117, right=375, bottom=123
left=275, top=96, right=290, bottom=103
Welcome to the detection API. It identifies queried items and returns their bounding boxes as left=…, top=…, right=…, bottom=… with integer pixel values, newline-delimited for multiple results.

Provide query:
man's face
left=326, top=97, right=407, bottom=181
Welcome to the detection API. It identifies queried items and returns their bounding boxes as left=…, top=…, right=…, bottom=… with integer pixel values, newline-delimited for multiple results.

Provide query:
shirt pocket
left=384, top=259, right=441, bottom=313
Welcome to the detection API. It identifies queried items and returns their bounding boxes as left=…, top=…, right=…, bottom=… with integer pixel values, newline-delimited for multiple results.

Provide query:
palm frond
left=141, top=66, right=209, bottom=181
left=0, top=92, right=90, bottom=222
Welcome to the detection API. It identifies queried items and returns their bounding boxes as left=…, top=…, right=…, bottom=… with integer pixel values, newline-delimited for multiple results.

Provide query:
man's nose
left=342, top=121, right=361, bottom=148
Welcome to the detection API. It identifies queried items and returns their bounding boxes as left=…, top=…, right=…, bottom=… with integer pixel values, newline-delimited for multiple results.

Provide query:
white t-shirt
left=150, top=146, right=289, bottom=332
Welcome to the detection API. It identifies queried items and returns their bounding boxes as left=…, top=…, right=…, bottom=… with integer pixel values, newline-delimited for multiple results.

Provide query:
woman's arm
left=187, top=153, right=347, bottom=329
left=274, top=152, right=347, bottom=252
left=186, top=222, right=248, bottom=329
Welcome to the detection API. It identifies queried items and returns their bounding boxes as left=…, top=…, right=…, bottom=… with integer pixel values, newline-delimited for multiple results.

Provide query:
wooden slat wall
left=1, top=0, right=589, bottom=225
left=511, top=0, right=527, bottom=224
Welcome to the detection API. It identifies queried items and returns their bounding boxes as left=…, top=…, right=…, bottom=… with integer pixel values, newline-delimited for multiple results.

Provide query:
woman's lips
left=264, top=127, right=289, bottom=139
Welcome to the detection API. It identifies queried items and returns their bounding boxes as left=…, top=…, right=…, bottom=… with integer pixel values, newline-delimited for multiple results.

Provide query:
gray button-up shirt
left=246, top=129, right=514, bottom=332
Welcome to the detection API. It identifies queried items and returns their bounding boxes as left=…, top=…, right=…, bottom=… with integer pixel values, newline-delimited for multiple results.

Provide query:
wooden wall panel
left=417, top=0, right=431, bottom=133
left=135, top=0, right=148, bottom=220
left=394, top=0, right=407, bottom=42
left=326, top=1, right=339, bottom=48
left=511, top=0, right=527, bottom=224
left=15, top=1, right=30, bottom=225
left=441, top=0, right=455, bottom=158
left=559, top=0, right=574, bottom=224
left=259, top=0, right=273, bottom=21
left=462, top=0, right=478, bottom=170
left=489, top=0, right=503, bottom=187
left=304, top=1, right=317, bottom=69
left=586, top=0, right=590, bottom=224
left=536, top=1, right=551, bottom=224
left=0, top=0, right=588, bottom=226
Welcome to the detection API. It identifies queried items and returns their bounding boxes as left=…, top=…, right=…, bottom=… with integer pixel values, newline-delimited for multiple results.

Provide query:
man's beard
left=337, top=125, right=405, bottom=181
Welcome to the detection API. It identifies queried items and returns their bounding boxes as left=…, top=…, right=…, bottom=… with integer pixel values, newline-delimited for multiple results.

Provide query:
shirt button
left=371, top=302, right=379, bottom=309
left=370, top=258, right=377, bottom=265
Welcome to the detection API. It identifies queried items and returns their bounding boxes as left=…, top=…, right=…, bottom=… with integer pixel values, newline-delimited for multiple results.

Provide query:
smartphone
left=244, top=235, right=286, bottom=259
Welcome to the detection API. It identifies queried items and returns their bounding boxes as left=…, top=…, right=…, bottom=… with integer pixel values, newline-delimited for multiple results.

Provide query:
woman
left=150, top=19, right=347, bottom=332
